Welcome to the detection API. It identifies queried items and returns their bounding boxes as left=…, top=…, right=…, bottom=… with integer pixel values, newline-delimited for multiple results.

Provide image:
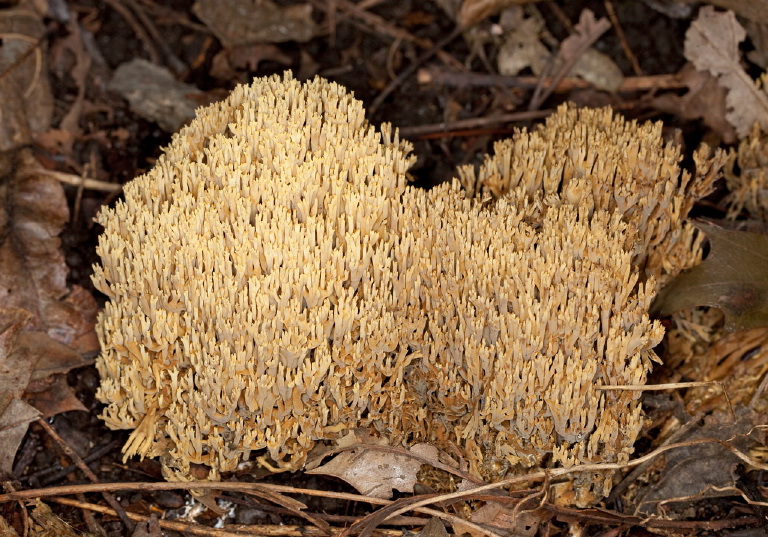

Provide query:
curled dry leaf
left=307, top=444, right=440, bottom=499
left=684, top=6, right=768, bottom=137
left=652, top=223, right=768, bottom=332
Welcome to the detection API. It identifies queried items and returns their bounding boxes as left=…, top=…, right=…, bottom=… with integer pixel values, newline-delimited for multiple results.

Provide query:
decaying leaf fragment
left=308, top=444, right=438, bottom=499
left=684, top=6, right=768, bottom=137
left=652, top=223, right=768, bottom=331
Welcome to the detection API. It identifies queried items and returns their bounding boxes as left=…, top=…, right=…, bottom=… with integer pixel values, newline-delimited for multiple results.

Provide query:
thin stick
left=603, top=0, right=643, bottom=76
left=598, top=381, right=735, bottom=418
left=50, top=496, right=330, bottom=537
left=102, top=0, right=162, bottom=65
left=418, top=67, right=687, bottom=92
left=17, top=167, right=122, bottom=192
left=36, top=419, right=135, bottom=532
left=398, top=110, right=551, bottom=138
left=370, top=27, right=462, bottom=115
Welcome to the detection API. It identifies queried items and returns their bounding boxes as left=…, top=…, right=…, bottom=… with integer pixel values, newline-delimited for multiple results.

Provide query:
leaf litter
left=684, top=6, right=768, bottom=137
left=653, top=222, right=768, bottom=332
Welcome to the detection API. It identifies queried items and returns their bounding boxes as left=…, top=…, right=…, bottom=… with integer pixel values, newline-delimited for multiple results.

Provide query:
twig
left=309, top=0, right=463, bottom=70
left=17, top=167, right=122, bottom=192
left=603, top=0, right=643, bottom=76
left=0, top=481, right=498, bottom=537
left=597, top=381, right=735, bottom=419
left=371, top=438, right=768, bottom=525
left=0, top=34, right=43, bottom=97
left=127, top=0, right=188, bottom=75
left=50, top=496, right=339, bottom=537
left=370, top=26, right=462, bottom=115
left=417, top=67, right=687, bottom=92
left=397, top=109, right=551, bottom=138
left=36, top=419, right=135, bottom=533
left=102, top=0, right=162, bottom=65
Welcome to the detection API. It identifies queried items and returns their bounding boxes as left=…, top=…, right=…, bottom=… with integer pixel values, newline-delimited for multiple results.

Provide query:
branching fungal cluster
left=93, top=73, right=722, bottom=504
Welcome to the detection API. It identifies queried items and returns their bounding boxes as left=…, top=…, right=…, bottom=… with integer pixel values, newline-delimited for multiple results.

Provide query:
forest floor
left=2, top=0, right=768, bottom=536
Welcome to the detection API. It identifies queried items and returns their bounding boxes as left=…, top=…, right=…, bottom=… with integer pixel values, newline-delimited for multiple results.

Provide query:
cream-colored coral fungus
left=725, top=123, right=768, bottom=219
left=458, top=105, right=724, bottom=289
left=93, top=73, right=712, bottom=504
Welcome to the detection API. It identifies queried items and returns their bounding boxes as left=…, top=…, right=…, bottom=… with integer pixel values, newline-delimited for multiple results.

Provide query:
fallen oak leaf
left=307, top=443, right=440, bottom=499
left=684, top=6, right=768, bottom=137
left=652, top=222, right=768, bottom=331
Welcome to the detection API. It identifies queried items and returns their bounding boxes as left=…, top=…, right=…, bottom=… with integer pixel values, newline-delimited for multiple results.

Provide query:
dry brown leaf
left=497, top=16, right=549, bottom=76
left=684, top=6, right=768, bottom=137
left=0, top=6, right=53, bottom=151
left=633, top=409, right=764, bottom=516
left=0, top=309, right=42, bottom=475
left=469, top=501, right=544, bottom=537
left=652, top=223, right=768, bottom=331
left=413, top=518, right=449, bottom=537
left=307, top=444, right=440, bottom=499
left=30, top=501, right=83, bottom=537
left=0, top=150, right=97, bottom=437
left=652, top=63, right=736, bottom=144
left=193, top=0, right=318, bottom=47
left=109, top=59, right=203, bottom=133
left=559, top=9, right=611, bottom=65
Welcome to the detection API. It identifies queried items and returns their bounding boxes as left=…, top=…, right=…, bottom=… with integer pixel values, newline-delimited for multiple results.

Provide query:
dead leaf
left=652, top=222, right=768, bottom=331
left=684, top=6, right=768, bottom=137
left=497, top=16, right=550, bottom=76
left=0, top=150, right=97, bottom=464
left=0, top=309, right=42, bottom=476
left=108, top=59, right=203, bottom=133
left=414, top=517, right=449, bottom=537
left=633, top=408, right=764, bottom=516
left=559, top=9, right=611, bottom=66
left=307, top=444, right=439, bottom=499
left=193, top=0, right=318, bottom=47
left=652, top=63, right=736, bottom=144
left=469, top=501, right=544, bottom=537
left=30, top=500, right=83, bottom=537
left=568, top=48, right=623, bottom=92
left=0, top=6, right=53, bottom=150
